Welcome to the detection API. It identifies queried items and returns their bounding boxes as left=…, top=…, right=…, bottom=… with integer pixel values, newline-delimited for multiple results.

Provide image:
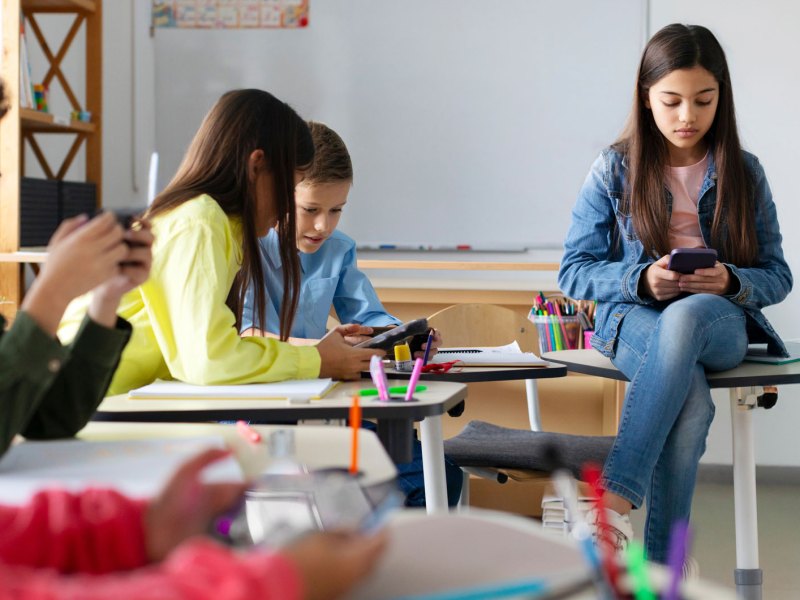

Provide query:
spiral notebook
left=429, top=341, right=548, bottom=367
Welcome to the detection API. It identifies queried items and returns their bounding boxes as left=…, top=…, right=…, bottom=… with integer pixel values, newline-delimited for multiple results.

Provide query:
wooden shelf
left=22, top=0, right=95, bottom=12
left=21, top=108, right=95, bottom=133
left=0, top=249, right=48, bottom=263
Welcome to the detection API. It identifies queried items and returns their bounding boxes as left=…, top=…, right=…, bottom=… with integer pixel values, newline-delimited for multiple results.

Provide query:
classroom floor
left=628, top=480, right=800, bottom=599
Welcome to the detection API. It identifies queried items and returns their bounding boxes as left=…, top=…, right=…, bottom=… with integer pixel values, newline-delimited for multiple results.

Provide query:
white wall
left=648, top=1, right=800, bottom=466
left=71, top=0, right=800, bottom=467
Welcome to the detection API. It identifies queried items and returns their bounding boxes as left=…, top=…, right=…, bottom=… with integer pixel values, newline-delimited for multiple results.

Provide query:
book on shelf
left=429, top=341, right=548, bottom=367
left=19, top=20, right=35, bottom=109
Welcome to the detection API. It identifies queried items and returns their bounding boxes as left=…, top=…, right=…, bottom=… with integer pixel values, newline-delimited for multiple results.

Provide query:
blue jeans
left=360, top=421, right=463, bottom=508
left=605, top=294, right=748, bottom=563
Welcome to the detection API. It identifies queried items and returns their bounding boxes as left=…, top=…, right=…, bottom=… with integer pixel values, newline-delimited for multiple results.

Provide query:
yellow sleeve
left=140, top=206, right=321, bottom=385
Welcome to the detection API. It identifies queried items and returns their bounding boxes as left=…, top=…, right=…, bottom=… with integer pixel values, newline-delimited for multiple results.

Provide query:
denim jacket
left=559, top=147, right=793, bottom=358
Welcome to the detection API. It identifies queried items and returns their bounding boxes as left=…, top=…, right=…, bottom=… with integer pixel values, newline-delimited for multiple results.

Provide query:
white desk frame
left=94, top=380, right=467, bottom=514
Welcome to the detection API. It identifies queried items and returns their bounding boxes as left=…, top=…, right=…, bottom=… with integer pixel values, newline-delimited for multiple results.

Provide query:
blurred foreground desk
left=94, top=380, right=466, bottom=513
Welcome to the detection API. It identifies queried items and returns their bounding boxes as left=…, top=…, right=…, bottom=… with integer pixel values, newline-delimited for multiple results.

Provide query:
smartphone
left=667, top=248, right=718, bottom=274
left=354, top=318, right=429, bottom=350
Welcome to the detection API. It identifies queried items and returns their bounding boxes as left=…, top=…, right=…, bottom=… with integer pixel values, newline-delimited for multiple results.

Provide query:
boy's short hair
left=304, top=121, right=352, bottom=185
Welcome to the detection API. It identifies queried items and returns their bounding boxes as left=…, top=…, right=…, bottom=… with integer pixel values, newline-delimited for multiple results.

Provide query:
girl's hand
left=145, top=447, right=247, bottom=562
left=88, top=219, right=155, bottom=327
left=341, top=323, right=380, bottom=346
left=281, top=529, right=388, bottom=600
left=316, top=328, right=384, bottom=380
left=677, top=262, right=731, bottom=295
left=413, top=328, right=442, bottom=361
left=641, top=255, right=682, bottom=301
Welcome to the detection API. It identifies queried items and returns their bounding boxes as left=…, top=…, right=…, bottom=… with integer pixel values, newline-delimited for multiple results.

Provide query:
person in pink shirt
left=0, top=447, right=386, bottom=600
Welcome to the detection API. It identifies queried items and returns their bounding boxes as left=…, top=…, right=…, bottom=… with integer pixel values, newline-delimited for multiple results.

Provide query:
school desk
left=349, top=507, right=736, bottom=600
left=76, top=422, right=398, bottom=489
left=542, top=348, right=800, bottom=600
left=93, top=380, right=467, bottom=514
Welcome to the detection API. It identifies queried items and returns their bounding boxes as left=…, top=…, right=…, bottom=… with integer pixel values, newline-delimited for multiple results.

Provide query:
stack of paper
left=429, top=341, right=548, bottom=367
left=128, top=379, right=336, bottom=400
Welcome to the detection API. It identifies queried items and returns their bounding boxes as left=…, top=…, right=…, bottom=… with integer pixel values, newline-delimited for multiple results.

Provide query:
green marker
left=360, top=385, right=427, bottom=396
left=625, top=540, right=656, bottom=600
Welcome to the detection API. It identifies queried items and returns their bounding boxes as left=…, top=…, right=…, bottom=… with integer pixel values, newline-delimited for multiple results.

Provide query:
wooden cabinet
left=0, top=0, right=102, bottom=320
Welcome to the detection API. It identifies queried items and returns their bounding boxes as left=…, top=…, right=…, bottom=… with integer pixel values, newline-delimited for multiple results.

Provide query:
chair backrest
left=427, top=303, right=539, bottom=353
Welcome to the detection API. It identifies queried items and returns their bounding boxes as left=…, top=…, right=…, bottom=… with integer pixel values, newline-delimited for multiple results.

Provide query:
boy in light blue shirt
left=241, top=122, right=460, bottom=507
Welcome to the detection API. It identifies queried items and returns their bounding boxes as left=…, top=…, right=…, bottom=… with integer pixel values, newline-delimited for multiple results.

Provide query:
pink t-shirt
left=666, top=152, right=708, bottom=249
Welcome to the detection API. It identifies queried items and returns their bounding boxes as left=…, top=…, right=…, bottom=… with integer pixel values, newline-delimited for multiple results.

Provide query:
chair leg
left=730, top=387, right=763, bottom=600
left=525, top=379, right=542, bottom=432
left=458, top=469, right=470, bottom=511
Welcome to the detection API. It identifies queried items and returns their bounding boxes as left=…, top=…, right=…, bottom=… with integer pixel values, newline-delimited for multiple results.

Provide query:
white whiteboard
left=154, top=0, right=645, bottom=249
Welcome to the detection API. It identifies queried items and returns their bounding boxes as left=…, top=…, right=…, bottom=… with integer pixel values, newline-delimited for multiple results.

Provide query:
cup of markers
left=528, top=294, right=595, bottom=353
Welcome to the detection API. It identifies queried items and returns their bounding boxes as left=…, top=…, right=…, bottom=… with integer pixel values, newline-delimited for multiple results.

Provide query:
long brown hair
left=615, top=24, right=757, bottom=266
left=147, top=89, right=313, bottom=339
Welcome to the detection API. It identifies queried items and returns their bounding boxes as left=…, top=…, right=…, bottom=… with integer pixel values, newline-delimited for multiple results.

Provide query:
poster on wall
left=152, top=0, right=309, bottom=29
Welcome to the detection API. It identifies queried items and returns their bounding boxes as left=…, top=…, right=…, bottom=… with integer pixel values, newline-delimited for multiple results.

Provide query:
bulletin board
left=152, top=0, right=309, bottom=29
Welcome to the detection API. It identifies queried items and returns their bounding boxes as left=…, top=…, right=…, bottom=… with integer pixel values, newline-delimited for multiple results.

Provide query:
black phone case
left=354, top=318, right=429, bottom=351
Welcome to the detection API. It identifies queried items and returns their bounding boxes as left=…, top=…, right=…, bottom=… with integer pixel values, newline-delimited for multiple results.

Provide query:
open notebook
left=429, top=341, right=548, bottom=367
left=128, top=379, right=337, bottom=400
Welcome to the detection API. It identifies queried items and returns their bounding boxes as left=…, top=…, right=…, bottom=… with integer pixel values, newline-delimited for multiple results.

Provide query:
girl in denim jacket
left=559, top=24, right=792, bottom=564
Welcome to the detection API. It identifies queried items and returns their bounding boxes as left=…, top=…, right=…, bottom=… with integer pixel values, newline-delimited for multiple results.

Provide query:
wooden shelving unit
left=0, top=0, right=102, bottom=320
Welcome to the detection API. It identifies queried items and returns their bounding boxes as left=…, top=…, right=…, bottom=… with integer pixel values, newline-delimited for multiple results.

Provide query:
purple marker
left=665, top=519, right=691, bottom=600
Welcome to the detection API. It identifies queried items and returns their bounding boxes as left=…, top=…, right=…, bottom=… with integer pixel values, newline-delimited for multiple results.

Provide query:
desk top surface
left=78, top=422, right=397, bottom=487
left=543, top=349, right=800, bottom=388
left=367, top=363, right=567, bottom=383
left=95, top=379, right=467, bottom=422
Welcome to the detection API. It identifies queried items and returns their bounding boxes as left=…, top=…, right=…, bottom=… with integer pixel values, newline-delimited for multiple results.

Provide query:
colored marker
left=349, top=395, right=361, bottom=475
left=422, top=329, right=435, bottom=366
left=405, top=358, right=424, bottom=401
left=235, top=420, right=261, bottom=444
left=665, top=520, right=691, bottom=600
left=369, top=354, right=389, bottom=401
left=625, top=541, right=656, bottom=600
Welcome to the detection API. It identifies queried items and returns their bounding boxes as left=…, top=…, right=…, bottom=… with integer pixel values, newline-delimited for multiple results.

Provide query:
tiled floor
left=629, top=481, right=800, bottom=599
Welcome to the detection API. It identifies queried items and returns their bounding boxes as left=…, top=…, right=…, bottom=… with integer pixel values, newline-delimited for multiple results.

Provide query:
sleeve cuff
left=294, top=345, right=322, bottom=378
left=3, top=311, right=70, bottom=384
left=68, top=315, right=133, bottom=368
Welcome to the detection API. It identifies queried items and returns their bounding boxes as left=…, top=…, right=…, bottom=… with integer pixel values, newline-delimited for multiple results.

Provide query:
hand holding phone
left=667, top=248, right=718, bottom=274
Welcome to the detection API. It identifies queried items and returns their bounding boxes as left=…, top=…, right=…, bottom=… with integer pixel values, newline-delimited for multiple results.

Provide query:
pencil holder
left=529, top=315, right=582, bottom=353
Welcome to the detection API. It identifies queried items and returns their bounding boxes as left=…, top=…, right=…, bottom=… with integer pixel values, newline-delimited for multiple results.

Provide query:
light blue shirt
left=241, top=229, right=401, bottom=338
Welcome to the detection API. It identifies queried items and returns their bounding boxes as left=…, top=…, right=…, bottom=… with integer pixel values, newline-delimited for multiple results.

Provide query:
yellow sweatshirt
left=58, top=195, right=321, bottom=395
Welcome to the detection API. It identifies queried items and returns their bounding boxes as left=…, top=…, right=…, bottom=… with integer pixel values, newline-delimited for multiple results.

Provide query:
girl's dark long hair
left=146, top=89, right=313, bottom=339
left=614, top=24, right=756, bottom=266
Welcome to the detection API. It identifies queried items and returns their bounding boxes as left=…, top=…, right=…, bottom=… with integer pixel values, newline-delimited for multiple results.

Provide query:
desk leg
left=419, top=415, right=448, bottom=514
left=730, top=388, right=762, bottom=600
left=524, top=379, right=541, bottom=432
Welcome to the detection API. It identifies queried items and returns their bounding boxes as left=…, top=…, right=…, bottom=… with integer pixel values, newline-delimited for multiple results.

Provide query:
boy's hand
left=281, top=529, right=388, bottom=600
left=340, top=323, right=378, bottom=346
left=88, top=219, right=154, bottom=327
left=145, top=447, right=247, bottom=563
left=316, top=328, right=384, bottom=380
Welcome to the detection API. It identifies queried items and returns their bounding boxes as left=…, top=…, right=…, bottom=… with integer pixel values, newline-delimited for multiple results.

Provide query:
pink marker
left=405, top=358, right=423, bottom=401
left=370, top=355, right=389, bottom=401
